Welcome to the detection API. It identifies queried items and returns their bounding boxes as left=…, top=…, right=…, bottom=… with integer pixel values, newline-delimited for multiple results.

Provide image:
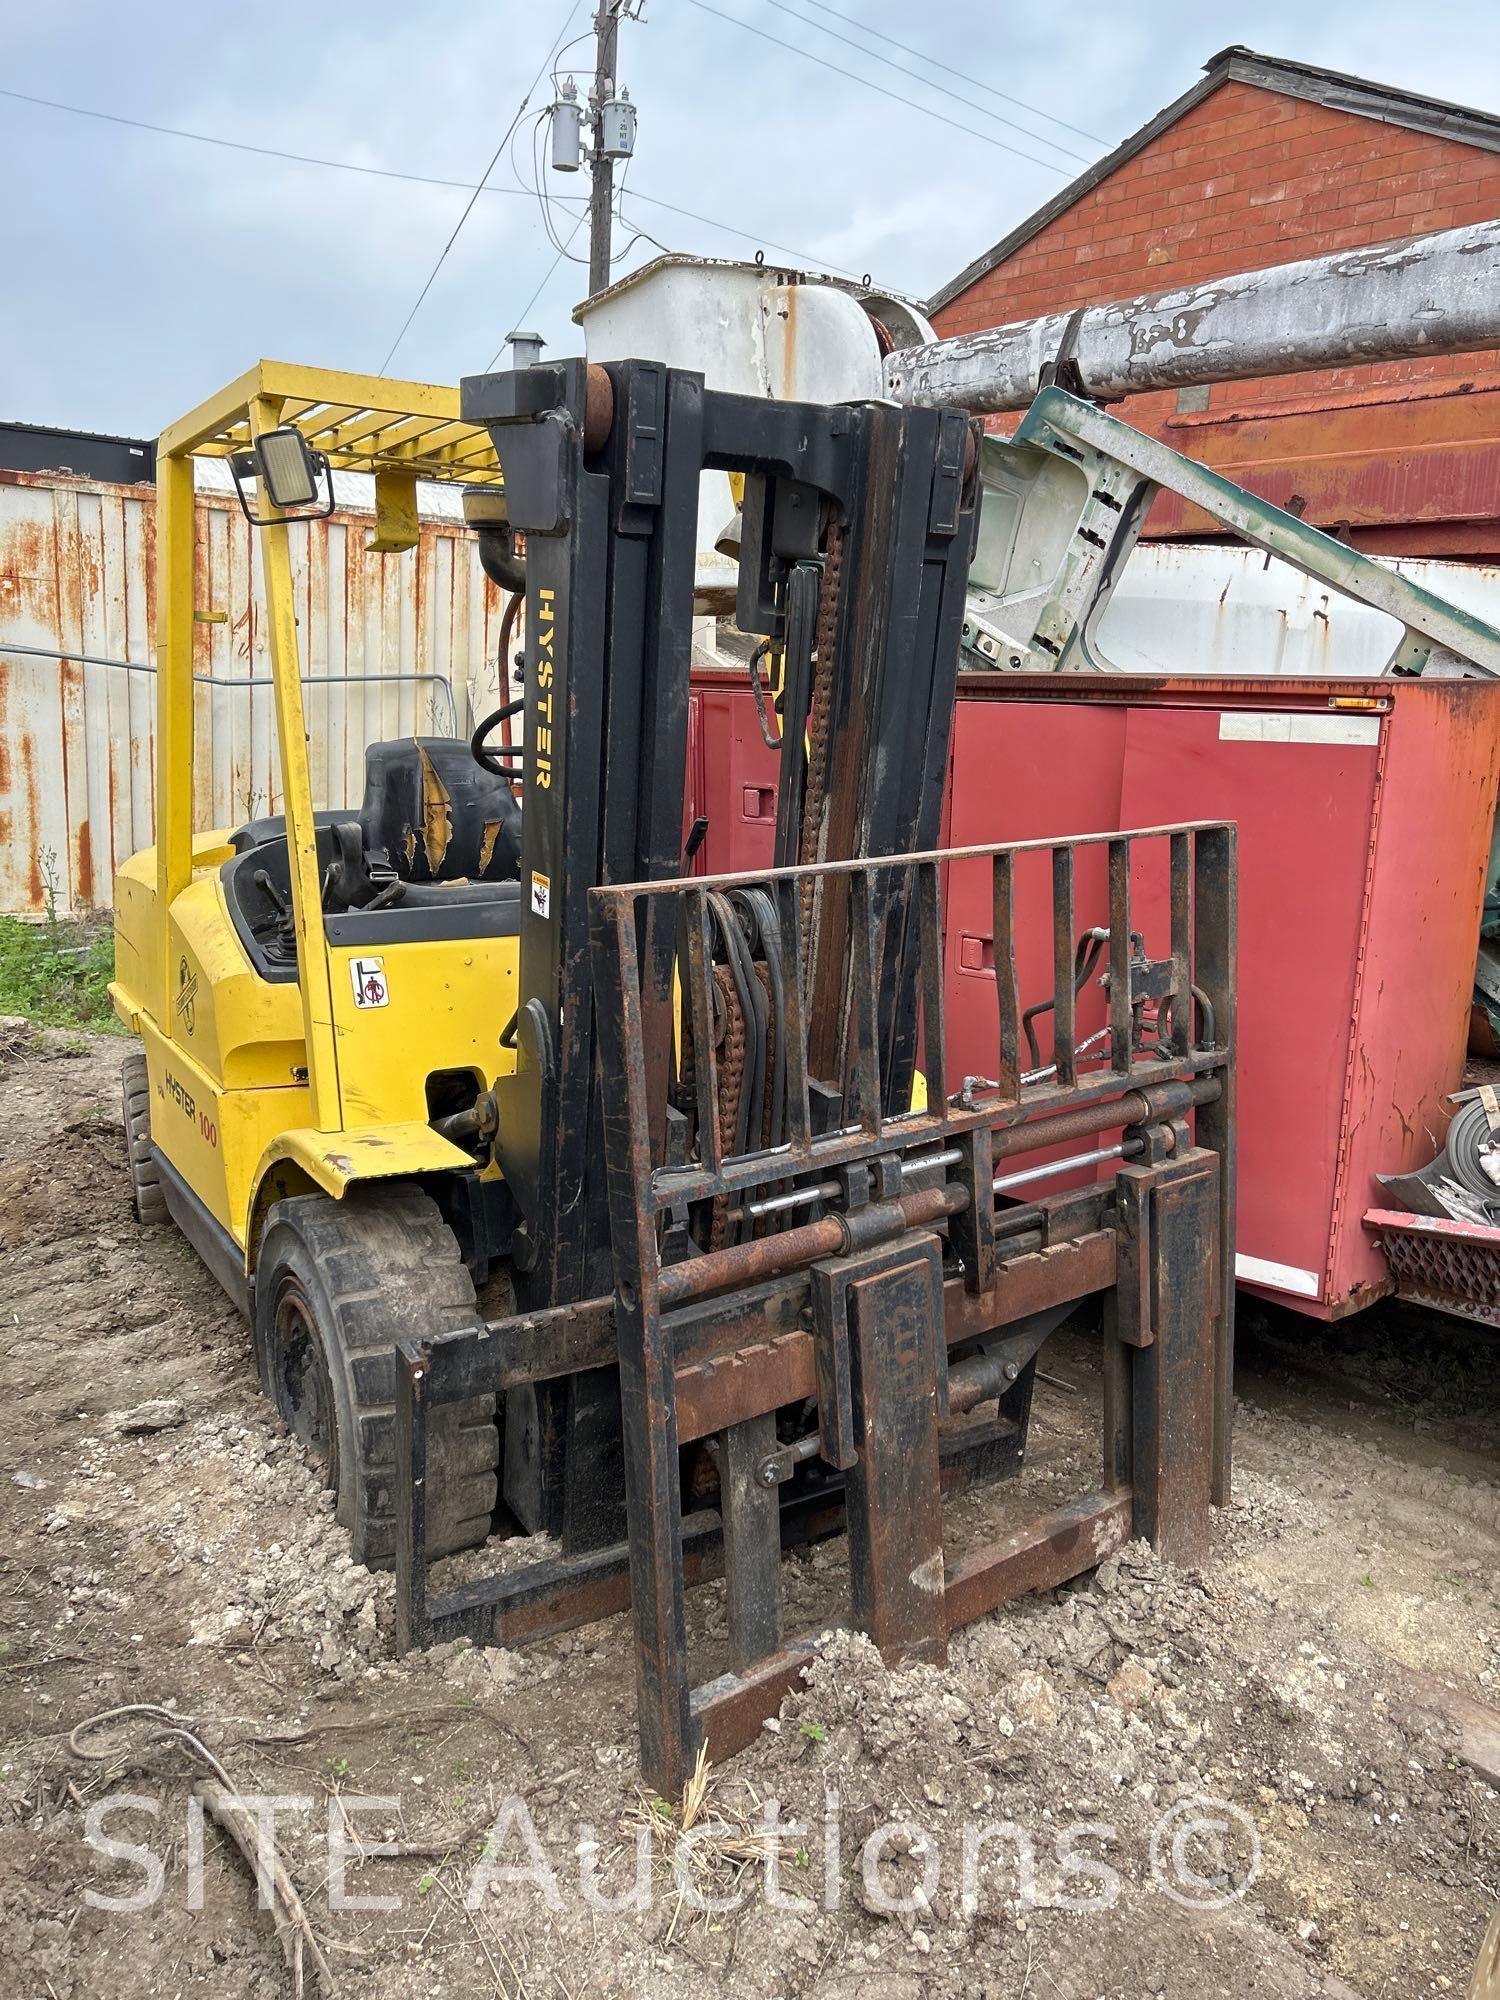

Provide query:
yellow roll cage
left=154, top=360, right=503, bottom=1130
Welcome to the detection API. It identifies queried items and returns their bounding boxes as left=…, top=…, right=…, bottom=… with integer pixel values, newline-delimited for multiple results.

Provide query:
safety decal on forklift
left=350, top=956, right=389, bottom=1009
left=530, top=871, right=551, bottom=919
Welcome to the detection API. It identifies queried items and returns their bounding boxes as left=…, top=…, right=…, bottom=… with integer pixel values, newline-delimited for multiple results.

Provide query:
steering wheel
left=471, top=697, right=525, bottom=777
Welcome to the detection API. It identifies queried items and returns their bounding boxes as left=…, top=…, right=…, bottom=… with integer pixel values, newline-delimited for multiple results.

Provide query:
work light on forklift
left=229, top=426, right=335, bottom=525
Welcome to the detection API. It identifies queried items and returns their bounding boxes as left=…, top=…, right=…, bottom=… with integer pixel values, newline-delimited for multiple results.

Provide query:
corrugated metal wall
left=0, top=468, right=507, bottom=915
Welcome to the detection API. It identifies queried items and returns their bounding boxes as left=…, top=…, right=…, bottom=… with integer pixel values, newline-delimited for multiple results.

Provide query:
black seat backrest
left=359, top=737, right=522, bottom=885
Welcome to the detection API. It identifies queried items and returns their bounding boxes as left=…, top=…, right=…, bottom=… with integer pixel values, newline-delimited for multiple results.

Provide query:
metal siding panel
left=325, top=521, right=350, bottom=815
left=189, top=499, right=214, bottom=838
left=205, top=504, right=232, bottom=829
left=343, top=519, right=370, bottom=809
left=220, top=502, right=250, bottom=824
left=0, top=473, right=489, bottom=912
left=300, top=506, right=328, bottom=811
left=1149, top=384, right=1500, bottom=544
left=2, top=485, right=68, bottom=913
left=432, top=530, right=454, bottom=737
left=90, top=489, right=128, bottom=893
left=105, top=490, right=137, bottom=887
left=398, top=537, right=418, bottom=738
left=76, top=490, right=112, bottom=905
left=467, top=547, right=492, bottom=735
left=123, top=493, right=153, bottom=856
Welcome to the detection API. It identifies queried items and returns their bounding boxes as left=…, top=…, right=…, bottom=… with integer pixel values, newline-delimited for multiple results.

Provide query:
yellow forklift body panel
left=110, top=360, right=518, bottom=1280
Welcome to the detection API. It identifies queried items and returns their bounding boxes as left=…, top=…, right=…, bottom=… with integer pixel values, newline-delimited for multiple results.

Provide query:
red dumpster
left=686, top=670, right=1500, bottom=1319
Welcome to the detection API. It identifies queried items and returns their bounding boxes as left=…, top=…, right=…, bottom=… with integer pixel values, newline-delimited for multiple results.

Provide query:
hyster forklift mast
left=394, top=355, right=1235, bottom=1793
left=472, top=356, right=977, bottom=1543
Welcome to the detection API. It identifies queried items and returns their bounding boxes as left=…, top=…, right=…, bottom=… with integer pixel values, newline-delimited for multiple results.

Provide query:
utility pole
left=587, top=3, right=621, bottom=297
left=550, top=1, right=638, bottom=295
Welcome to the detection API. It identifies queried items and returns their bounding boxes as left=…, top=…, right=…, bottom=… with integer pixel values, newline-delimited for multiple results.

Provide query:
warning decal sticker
left=350, top=956, right=389, bottom=1009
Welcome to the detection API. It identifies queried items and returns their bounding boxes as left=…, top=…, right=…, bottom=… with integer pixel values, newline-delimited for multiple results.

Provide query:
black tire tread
left=256, top=1183, right=498, bottom=1567
left=121, top=1049, right=168, bottom=1226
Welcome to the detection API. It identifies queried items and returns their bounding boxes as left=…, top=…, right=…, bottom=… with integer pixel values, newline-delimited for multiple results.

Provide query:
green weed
left=0, top=914, right=121, bottom=1032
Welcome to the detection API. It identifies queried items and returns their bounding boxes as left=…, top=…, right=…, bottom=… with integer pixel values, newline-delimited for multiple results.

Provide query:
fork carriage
left=396, top=821, right=1234, bottom=1795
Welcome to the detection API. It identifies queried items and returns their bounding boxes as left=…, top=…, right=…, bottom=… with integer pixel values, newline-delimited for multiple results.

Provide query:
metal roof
left=928, top=45, right=1500, bottom=315
left=158, top=359, right=503, bottom=487
left=0, top=422, right=155, bottom=484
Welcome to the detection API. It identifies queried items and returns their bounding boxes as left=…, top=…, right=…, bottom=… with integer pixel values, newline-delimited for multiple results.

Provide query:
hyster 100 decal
left=162, top=1070, right=217, bottom=1148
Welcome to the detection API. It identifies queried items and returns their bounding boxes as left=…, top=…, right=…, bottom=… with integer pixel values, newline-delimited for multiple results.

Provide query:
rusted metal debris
left=1364, top=1208, right=1500, bottom=1326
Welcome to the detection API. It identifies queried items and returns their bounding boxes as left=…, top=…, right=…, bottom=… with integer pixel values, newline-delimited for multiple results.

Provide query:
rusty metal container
left=687, top=669, right=1500, bottom=1319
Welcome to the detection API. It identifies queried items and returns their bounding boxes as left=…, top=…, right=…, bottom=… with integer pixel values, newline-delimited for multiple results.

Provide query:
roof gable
left=929, top=45, right=1500, bottom=313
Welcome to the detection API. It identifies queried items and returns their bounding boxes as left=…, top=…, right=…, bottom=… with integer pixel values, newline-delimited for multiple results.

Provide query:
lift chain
left=709, top=964, right=748, bottom=1250
left=798, top=514, right=846, bottom=967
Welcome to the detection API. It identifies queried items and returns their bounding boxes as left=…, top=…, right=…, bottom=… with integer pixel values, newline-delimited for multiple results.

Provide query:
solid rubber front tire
left=253, top=1183, right=498, bottom=1568
left=121, top=1048, right=168, bottom=1225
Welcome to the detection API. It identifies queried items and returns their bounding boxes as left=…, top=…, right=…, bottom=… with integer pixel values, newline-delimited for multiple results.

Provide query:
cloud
left=4, top=0, right=1498, bottom=432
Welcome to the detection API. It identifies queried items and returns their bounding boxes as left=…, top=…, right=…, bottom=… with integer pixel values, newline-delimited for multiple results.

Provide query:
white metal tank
left=576, top=254, right=933, bottom=606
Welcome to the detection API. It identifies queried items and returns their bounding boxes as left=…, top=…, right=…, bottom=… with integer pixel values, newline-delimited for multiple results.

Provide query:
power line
left=682, top=0, right=1076, bottom=177
left=799, top=0, right=1111, bottom=148
left=613, top=186, right=864, bottom=277
left=532, top=174, right=868, bottom=278
left=485, top=212, right=590, bottom=369
left=527, top=106, right=591, bottom=263
left=548, top=27, right=598, bottom=87
left=755, top=0, right=1094, bottom=164
left=378, top=0, right=586, bottom=370
left=0, top=84, right=530, bottom=198
left=1, top=78, right=867, bottom=302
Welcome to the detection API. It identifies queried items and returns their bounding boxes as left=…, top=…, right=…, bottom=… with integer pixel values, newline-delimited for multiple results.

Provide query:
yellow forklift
left=116, top=338, right=1238, bottom=1794
left=110, top=362, right=531, bottom=1563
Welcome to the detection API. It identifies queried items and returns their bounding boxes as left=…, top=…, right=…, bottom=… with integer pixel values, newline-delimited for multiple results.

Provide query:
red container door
left=684, top=686, right=780, bottom=877
left=1118, top=704, right=1381, bottom=1304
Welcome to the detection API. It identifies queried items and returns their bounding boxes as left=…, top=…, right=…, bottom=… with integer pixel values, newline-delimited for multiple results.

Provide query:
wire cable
left=378, top=0, right=586, bottom=371
left=514, top=148, right=866, bottom=281
left=0, top=83, right=534, bottom=197
left=485, top=210, right=590, bottom=370
left=754, top=0, right=1094, bottom=164
left=798, top=0, right=1111, bottom=147
left=682, top=0, right=1076, bottom=176
left=549, top=27, right=598, bottom=87
left=2, top=78, right=865, bottom=292
left=608, top=186, right=864, bottom=276
left=528, top=104, right=575, bottom=257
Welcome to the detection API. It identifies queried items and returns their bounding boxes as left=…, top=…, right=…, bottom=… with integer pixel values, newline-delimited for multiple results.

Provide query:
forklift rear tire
left=254, top=1184, right=499, bottom=1569
left=121, top=1049, right=168, bottom=1226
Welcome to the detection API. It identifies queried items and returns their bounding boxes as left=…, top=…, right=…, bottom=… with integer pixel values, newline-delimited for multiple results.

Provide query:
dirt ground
left=3, top=1026, right=1498, bottom=1999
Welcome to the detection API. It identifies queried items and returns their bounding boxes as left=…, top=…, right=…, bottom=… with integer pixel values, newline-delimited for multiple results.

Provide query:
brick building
left=930, top=46, right=1500, bottom=556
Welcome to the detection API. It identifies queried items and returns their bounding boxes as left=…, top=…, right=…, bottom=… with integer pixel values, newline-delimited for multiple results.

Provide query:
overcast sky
left=4, top=1, right=1498, bottom=436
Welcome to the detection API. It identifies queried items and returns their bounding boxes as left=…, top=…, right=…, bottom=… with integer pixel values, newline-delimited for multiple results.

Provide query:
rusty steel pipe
left=946, top=1349, right=1023, bottom=1417
left=887, top=220, right=1500, bottom=413
left=655, top=1183, right=964, bottom=1308
left=991, top=1075, right=1219, bottom=1160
